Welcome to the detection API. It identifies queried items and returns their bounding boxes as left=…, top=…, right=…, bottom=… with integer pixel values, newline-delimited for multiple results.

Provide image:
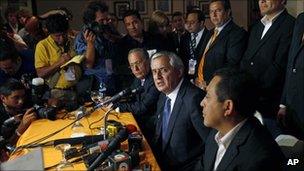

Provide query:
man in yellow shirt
left=35, top=14, right=81, bottom=101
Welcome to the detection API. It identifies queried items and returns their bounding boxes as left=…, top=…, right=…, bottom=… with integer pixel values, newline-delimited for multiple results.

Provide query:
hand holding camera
left=16, top=108, right=37, bottom=135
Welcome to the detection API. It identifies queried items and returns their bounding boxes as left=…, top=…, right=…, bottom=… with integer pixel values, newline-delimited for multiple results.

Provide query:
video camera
left=84, top=21, right=112, bottom=35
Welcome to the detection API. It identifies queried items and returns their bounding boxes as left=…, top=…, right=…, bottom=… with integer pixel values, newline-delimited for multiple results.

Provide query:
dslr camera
left=33, top=104, right=57, bottom=121
left=84, top=21, right=112, bottom=35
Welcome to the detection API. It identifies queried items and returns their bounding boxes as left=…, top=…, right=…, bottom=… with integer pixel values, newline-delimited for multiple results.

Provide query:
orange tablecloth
left=13, top=108, right=160, bottom=170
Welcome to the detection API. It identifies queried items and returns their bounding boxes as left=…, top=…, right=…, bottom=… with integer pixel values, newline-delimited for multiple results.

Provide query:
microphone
left=88, top=124, right=137, bottom=171
left=3, top=117, right=17, bottom=126
left=94, top=86, right=143, bottom=109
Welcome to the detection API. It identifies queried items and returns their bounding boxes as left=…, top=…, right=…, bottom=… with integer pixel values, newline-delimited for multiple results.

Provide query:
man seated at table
left=115, top=48, right=160, bottom=142
left=150, top=51, right=209, bottom=170
left=0, top=79, right=36, bottom=146
left=200, top=68, right=285, bottom=170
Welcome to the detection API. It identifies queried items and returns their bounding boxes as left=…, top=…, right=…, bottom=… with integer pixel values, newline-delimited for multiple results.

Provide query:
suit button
left=250, top=62, right=254, bottom=66
left=292, top=68, right=296, bottom=73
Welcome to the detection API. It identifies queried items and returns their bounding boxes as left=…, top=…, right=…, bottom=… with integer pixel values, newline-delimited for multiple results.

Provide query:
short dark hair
left=210, top=0, right=231, bottom=11
left=45, top=14, right=69, bottom=33
left=0, top=34, right=18, bottom=62
left=213, top=67, right=258, bottom=118
left=186, top=9, right=205, bottom=22
left=0, top=79, right=25, bottom=96
left=83, top=1, right=108, bottom=25
left=123, top=10, right=141, bottom=21
left=172, top=11, right=183, bottom=20
left=4, top=7, right=18, bottom=20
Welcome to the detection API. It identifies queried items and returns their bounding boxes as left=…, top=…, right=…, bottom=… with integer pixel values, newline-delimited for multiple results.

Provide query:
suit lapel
left=216, top=119, right=252, bottom=170
left=195, top=28, right=209, bottom=58
left=162, top=80, right=186, bottom=150
left=155, top=95, right=165, bottom=142
left=249, top=10, right=288, bottom=59
left=205, top=131, right=219, bottom=171
left=207, top=21, right=234, bottom=53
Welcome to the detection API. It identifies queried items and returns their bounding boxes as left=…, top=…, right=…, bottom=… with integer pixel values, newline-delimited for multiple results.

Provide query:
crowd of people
left=0, top=0, right=303, bottom=170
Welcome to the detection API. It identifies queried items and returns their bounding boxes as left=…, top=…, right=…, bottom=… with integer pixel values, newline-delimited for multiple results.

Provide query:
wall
left=2, top=0, right=303, bottom=32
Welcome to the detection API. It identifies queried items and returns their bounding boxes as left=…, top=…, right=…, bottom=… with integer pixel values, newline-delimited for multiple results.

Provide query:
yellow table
left=12, top=108, right=160, bottom=170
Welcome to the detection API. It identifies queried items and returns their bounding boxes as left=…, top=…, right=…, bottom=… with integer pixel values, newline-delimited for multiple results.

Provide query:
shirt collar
left=215, top=19, right=231, bottom=33
left=167, top=78, right=184, bottom=100
left=261, top=9, right=285, bottom=26
left=214, top=119, right=247, bottom=148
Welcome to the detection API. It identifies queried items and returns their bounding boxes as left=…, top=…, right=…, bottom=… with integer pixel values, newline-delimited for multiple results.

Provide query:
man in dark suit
left=114, top=10, right=164, bottom=91
left=200, top=68, right=285, bottom=171
left=278, top=12, right=304, bottom=140
left=179, top=9, right=209, bottom=78
left=240, top=0, right=295, bottom=125
left=150, top=51, right=210, bottom=170
left=195, top=0, right=247, bottom=90
left=115, top=48, right=160, bottom=142
left=169, top=11, right=187, bottom=53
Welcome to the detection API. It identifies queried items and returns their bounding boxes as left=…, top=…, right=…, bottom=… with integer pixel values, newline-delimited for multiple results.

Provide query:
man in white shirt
left=200, top=67, right=285, bottom=171
left=150, top=51, right=209, bottom=171
left=240, top=0, right=295, bottom=137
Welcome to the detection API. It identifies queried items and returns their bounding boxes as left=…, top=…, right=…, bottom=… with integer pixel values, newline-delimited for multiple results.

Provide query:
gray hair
left=128, top=48, right=149, bottom=60
left=151, top=51, right=184, bottom=72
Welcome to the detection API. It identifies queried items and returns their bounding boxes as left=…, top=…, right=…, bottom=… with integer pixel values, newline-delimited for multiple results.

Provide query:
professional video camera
left=84, top=21, right=112, bottom=35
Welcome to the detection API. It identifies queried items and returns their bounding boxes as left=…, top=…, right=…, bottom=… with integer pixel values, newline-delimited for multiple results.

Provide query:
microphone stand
left=103, top=105, right=114, bottom=140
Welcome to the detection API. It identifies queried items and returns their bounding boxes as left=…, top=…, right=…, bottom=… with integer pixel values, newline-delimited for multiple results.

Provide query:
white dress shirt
left=166, top=78, right=184, bottom=114
left=213, top=119, right=247, bottom=171
left=260, top=9, right=285, bottom=39
left=192, top=28, right=205, bottom=48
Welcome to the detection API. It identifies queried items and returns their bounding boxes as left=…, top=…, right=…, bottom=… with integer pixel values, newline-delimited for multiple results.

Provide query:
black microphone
left=88, top=125, right=137, bottom=171
left=93, top=87, right=143, bottom=109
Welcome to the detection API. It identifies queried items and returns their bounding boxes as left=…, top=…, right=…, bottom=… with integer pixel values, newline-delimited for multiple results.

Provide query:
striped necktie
left=197, top=29, right=219, bottom=83
left=190, top=32, right=198, bottom=59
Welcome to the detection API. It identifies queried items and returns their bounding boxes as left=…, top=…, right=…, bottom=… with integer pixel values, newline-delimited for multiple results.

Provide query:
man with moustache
left=150, top=51, right=209, bottom=170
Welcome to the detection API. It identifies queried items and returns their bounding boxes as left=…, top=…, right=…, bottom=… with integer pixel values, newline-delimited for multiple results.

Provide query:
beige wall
left=2, top=0, right=302, bottom=32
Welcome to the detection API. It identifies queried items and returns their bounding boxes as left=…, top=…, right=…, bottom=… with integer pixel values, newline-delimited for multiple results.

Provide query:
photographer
left=0, top=79, right=36, bottom=145
left=75, top=1, right=116, bottom=96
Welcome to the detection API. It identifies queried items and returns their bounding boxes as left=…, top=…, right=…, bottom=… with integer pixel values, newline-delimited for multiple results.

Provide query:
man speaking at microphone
left=150, top=51, right=209, bottom=170
left=114, top=48, right=160, bottom=143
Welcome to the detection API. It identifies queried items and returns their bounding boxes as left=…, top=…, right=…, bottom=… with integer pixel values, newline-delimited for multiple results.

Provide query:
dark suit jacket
left=241, top=10, right=295, bottom=115
left=179, top=29, right=209, bottom=75
left=153, top=79, right=210, bottom=170
left=203, top=117, right=285, bottom=171
left=117, top=73, right=159, bottom=117
left=200, top=20, right=247, bottom=83
left=281, top=12, right=304, bottom=136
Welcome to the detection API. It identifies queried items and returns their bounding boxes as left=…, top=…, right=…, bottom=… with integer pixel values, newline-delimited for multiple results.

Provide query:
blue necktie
left=162, top=97, right=171, bottom=143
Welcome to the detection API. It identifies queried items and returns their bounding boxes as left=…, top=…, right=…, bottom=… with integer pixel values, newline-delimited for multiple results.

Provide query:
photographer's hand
left=59, top=53, right=72, bottom=66
left=16, top=108, right=37, bottom=135
left=84, top=30, right=96, bottom=68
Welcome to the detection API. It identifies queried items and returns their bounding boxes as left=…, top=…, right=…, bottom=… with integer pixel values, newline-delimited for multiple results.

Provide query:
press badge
left=64, top=66, right=76, bottom=81
left=188, top=59, right=197, bottom=75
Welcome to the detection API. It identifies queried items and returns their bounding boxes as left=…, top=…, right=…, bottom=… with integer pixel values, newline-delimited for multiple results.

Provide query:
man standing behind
left=35, top=14, right=82, bottom=101
left=114, top=10, right=164, bottom=91
left=150, top=51, right=209, bottom=170
left=179, top=9, right=208, bottom=78
left=196, top=0, right=247, bottom=90
left=201, top=68, right=285, bottom=171
left=278, top=12, right=304, bottom=139
left=115, top=48, right=160, bottom=142
left=240, top=0, right=295, bottom=129
left=170, top=11, right=187, bottom=53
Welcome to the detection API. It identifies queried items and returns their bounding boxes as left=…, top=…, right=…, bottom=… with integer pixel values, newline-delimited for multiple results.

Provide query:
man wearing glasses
left=115, top=48, right=160, bottom=143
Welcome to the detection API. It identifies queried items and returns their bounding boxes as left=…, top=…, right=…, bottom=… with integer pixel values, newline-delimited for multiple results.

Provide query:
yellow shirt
left=35, top=35, right=82, bottom=89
